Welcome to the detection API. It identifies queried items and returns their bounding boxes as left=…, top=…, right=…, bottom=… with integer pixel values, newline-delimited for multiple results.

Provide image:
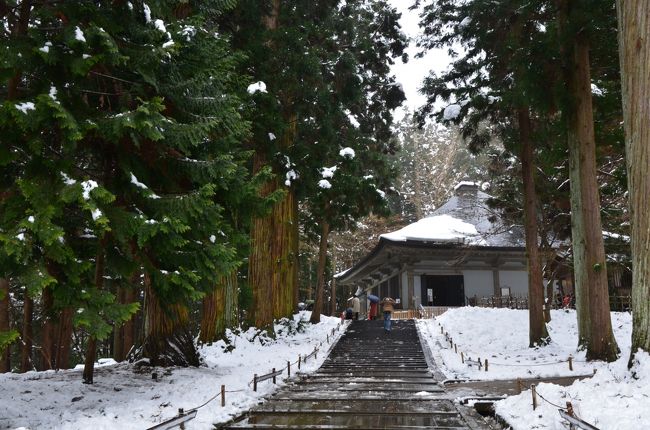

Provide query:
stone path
left=219, top=320, right=493, bottom=429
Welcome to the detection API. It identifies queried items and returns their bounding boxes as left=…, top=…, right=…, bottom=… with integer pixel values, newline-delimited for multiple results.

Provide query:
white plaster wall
left=462, top=270, right=494, bottom=298
left=414, top=275, right=422, bottom=307
left=499, top=270, right=529, bottom=296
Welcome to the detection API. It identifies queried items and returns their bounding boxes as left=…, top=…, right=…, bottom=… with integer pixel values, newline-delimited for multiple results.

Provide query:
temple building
left=336, top=182, right=529, bottom=310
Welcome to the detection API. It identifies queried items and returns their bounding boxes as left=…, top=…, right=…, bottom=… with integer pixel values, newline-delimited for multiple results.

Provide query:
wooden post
left=531, top=384, right=537, bottom=410
left=253, top=374, right=258, bottom=392
left=516, top=377, right=522, bottom=394
left=272, top=368, right=276, bottom=384
left=454, top=344, right=457, bottom=353
left=179, top=408, right=185, bottom=430
left=568, top=355, right=573, bottom=371
left=478, top=357, right=482, bottom=370
left=221, top=385, right=225, bottom=407
left=449, top=339, right=453, bottom=348
left=315, top=346, right=318, bottom=360
left=484, top=358, right=488, bottom=372
left=440, top=326, right=444, bottom=334
left=461, top=352, right=464, bottom=363
left=298, top=355, right=301, bottom=370
left=327, top=334, right=329, bottom=343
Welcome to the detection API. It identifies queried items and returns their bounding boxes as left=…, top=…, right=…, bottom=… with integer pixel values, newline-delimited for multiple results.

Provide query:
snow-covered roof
left=335, top=183, right=526, bottom=283
left=380, top=214, right=482, bottom=244
left=383, top=183, right=525, bottom=247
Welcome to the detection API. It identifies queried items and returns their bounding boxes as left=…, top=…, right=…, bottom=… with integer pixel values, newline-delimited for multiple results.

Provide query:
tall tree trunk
left=141, top=272, right=199, bottom=367
left=310, top=220, right=330, bottom=324
left=82, top=337, right=97, bottom=384
left=248, top=0, right=298, bottom=332
left=518, top=108, right=550, bottom=347
left=113, top=287, right=126, bottom=362
left=616, top=0, right=650, bottom=365
left=412, top=136, right=424, bottom=220
left=271, top=181, right=298, bottom=320
left=55, top=307, right=73, bottom=370
left=249, top=139, right=298, bottom=330
left=0, top=278, right=10, bottom=372
left=563, top=21, right=618, bottom=361
left=123, top=278, right=138, bottom=359
left=83, top=240, right=107, bottom=384
left=40, top=288, right=56, bottom=370
left=330, top=273, right=337, bottom=317
left=20, top=295, right=33, bottom=372
left=544, top=276, right=554, bottom=323
left=200, top=271, right=238, bottom=343
left=249, top=164, right=278, bottom=332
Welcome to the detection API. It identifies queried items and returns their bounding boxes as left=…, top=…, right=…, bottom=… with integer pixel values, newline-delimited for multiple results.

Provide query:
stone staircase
left=218, top=320, right=489, bottom=429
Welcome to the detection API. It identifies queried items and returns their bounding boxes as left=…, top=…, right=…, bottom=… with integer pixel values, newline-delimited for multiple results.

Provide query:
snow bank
left=0, top=312, right=346, bottom=430
left=418, top=307, right=648, bottom=430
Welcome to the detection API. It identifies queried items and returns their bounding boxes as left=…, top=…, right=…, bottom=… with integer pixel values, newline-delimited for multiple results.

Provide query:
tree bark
left=200, top=271, right=238, bottom=343
left=82, top=337, right=97, bottom=384
left=616, top=0, right=650, bottom=365
left=248, top=0, right=299, bottom=332
left=55, top=307, right=73, bottom=370
left=0, top=278, right=10, bottom=372
left=518, top=107, right=550, bottom=347
left=20, top=295, right=33, bottom=372
left=83, top=240, right=107, bottom=384
left=113, top=287, right=125, bottom=362
left=544, top=277, right=554, bottom=323
left=40, top=288, right=56, bottom=370
left=123, top=277, right=138, bottom=359
left=141, top=272, right=200, bottom=367
left=248, top=165, right=278, bottom=332
left=412, top=134, right=424, bottom=220
left=564, top=21, right=618, bottom=361
left=330, top=273, right=337, bottom=317
left=271, top=182, right=298, bottom=321
left=310, top=220, right=330, bottom=324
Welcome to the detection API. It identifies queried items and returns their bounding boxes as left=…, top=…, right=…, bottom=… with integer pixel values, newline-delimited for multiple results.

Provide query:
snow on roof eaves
left=378, top=189, right=525, bottom=248
left=380, top=214, right=480, bottom=243
left=453, top=180, right=481, bottom=191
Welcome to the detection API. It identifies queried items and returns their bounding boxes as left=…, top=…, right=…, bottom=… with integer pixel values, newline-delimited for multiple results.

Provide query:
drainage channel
left=218, top=320, right=493, bottom=429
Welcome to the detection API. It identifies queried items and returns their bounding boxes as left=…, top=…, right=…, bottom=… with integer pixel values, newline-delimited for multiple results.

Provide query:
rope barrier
left=520, top=380, right=569, bottom=411
left=438, top=324, right=582, bottom=369
left=187, top=391, right=221, bottom=412
left=146, top=322, right=345, bottom=428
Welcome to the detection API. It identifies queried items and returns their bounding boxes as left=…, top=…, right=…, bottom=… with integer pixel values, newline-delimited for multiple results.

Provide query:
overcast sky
left=387, top=1, right=451, bottom=120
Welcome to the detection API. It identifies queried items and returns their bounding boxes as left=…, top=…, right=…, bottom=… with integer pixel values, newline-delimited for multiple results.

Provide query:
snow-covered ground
left=1, top=312, right=345, bottom=430
left=418, top=307, right=650, bottom=430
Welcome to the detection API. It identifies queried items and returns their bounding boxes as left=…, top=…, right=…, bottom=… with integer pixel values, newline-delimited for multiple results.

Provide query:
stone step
left=227, top=411, right=469, bottom=429
left=270, top=390, right=444, bottom=400
left=302, top=375, right=438, bottom=384
left=277, top=381, right=444, bottom=392
left=254, top=399, right=455, bottom=413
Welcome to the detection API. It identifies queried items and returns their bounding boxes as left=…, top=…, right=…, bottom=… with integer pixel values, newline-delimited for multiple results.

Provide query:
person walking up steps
left=351, top=295, right=360, bottom=320
left=380, top=297, right=395, bottom=333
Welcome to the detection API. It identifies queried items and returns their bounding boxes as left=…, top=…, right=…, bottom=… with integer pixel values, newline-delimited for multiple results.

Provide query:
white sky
left=387, top=0, right=452, bottom=120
